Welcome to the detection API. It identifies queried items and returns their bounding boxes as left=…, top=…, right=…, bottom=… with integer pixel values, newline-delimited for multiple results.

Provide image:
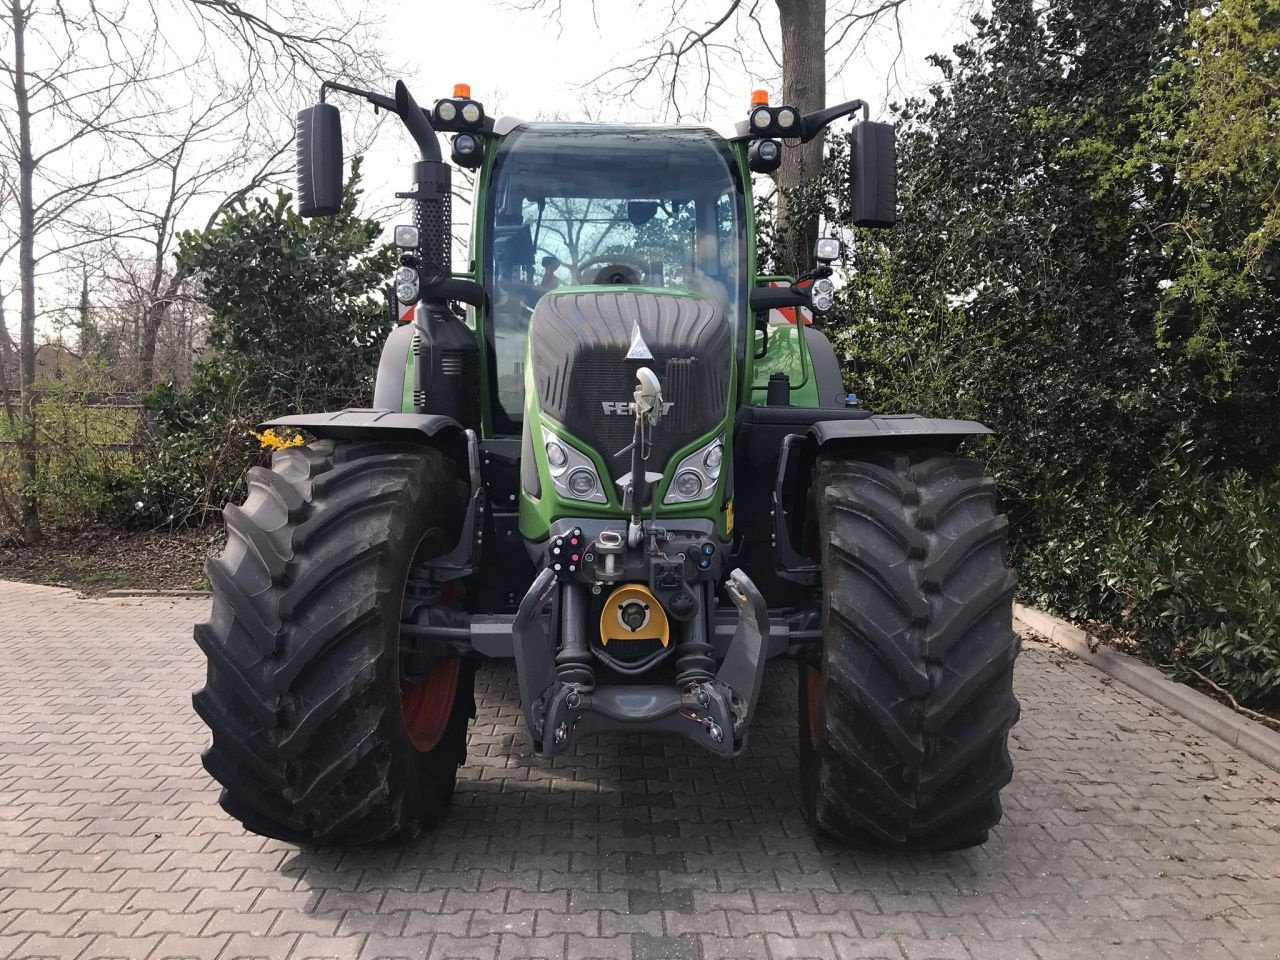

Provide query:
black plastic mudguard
left=769, top=414, right=993, bottom=587
left=810, top=414, right=992, bottom=446
left=260, top=408, right=463, bottom=444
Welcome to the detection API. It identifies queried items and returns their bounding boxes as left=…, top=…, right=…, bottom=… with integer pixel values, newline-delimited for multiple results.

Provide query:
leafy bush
left=778, top=0, right=1279, bottom=708
left=106, top=369, right=260, bottom=529
left=110, top=160, right=395, bottom=529
left=1102, top=462, right=1280, bottom=709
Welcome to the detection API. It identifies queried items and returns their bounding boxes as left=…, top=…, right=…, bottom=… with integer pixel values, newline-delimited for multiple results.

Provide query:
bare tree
left=0, top=0, right=387, bottom=543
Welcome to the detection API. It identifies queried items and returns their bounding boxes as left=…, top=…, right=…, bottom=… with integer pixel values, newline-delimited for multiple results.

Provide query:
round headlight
left=460, top=101, right=482, bottom=124
left=776, top=107, right=798, bottom=130
left=758, top=139, right=779, bottom=162
left=703, top=443, right=723, bottom=478
left=454, top=133, right=478, bottom=155
left=396, top=281, right=418, bottom=303
left=750, top=106, right=772, bottom=130
left=810, top=277, right=835, bottom=313
left=567, top=468, right=597, bottom=499
left=545, top=440, right=568, bottom=471
left=394, top=266, right=417, bottom=285
left=436, top=100, right=457, bottom=123
left=673, top=470, right=704, bottom=500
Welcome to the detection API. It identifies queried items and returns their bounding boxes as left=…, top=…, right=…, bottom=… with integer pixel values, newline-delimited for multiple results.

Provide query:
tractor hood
left=529, top=288, right=732, bottom=491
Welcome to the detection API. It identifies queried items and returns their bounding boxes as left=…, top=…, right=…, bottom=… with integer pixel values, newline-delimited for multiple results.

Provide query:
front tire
left=193, top=439, right=474, bottom=845
left=801, top=449, right=1020, bottom=849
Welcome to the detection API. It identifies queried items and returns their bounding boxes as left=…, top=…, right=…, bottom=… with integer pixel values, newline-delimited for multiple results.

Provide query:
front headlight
left=664, top=435, right=724, bottom=504
left=541, top=426, right=606, bottom=503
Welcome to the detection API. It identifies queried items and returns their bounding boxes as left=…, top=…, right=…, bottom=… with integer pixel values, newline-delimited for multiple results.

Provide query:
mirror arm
left=798, top=99, right=869, bottom=143
left=320, top=80, right=397, bottom=114
left=318, top=80, right=442, bottom=162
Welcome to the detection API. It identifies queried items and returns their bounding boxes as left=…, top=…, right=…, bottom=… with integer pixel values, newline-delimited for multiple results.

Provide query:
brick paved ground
left=0, top=580, right=1278, bottom=960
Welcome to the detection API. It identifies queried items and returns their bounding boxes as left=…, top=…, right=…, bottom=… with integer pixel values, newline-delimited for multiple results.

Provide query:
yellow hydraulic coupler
left=599, top=583, right=669, bottom=647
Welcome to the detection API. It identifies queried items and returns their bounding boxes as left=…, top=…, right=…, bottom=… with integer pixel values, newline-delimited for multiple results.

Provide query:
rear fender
left=774, top=415, right=992, bottom=584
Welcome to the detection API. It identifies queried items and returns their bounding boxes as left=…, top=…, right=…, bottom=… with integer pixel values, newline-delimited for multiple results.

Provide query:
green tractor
left=194, top=77, right=1020, bottom=850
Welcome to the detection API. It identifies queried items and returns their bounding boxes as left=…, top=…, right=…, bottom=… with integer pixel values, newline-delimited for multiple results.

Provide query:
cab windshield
left=485, top=124, right=745, bottom=431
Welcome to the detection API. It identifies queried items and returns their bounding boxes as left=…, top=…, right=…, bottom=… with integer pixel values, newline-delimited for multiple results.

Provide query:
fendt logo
left=601, top=401, right=676, bottom=416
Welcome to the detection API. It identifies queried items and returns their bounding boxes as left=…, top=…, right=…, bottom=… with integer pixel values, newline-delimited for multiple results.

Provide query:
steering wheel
left=574, top=255, right=652, bottom=286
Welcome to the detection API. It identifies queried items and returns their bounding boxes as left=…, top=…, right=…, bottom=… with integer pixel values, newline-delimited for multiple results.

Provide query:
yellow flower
left=250, top=428, right=306, bottom=451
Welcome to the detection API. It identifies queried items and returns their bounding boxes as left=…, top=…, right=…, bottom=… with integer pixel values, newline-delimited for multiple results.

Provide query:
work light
left=451, top=133, right=484, bottom=168
left=393, top=225, right=419, bottom=249
left=748, top=138, right=782, bottom=173
left=815, top=237, right=842, bottom=262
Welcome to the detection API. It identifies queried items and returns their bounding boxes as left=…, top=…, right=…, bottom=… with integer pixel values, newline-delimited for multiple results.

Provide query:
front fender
left=810, top=414, right=991, bottom=447
left=260, top=409, right=463, bottom=445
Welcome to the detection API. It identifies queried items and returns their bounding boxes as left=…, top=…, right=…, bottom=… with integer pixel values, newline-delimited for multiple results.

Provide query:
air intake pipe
left=393, top=81, right=479, bottom=428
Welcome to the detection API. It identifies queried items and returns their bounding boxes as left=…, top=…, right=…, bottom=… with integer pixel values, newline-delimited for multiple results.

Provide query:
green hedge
left=1103, top=463, right=1280, bottom=710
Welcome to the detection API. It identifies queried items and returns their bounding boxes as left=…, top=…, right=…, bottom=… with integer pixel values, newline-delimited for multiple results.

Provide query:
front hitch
left=510, top=567, right=770, bottom=758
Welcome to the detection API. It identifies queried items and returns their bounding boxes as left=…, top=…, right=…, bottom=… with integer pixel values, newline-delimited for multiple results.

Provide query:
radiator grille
left=530, top=291, right=731, bottom=483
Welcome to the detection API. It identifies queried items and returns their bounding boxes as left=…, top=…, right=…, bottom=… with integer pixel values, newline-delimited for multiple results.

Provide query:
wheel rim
left=398, top=527, right=461, bottom=753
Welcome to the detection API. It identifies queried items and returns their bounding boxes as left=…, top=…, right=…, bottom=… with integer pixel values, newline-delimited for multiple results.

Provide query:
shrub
left=107, top=159, right=395, bottom=529
left=1102, top=461, right=1280, bottom=710
left=0, top=363, right=141, bottom=531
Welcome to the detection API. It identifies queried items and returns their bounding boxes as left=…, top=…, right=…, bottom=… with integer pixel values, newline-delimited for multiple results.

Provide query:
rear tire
left=800, top=449, right=1020, bottom=849
left=193, top=439, right=474, bottom=845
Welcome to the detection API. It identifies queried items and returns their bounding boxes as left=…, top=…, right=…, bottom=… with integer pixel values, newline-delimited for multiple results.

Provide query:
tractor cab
left=483, top=123, right=745, bottom=434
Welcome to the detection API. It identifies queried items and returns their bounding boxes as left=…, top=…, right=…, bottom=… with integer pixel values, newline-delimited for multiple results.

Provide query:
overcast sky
left=4, top=0, right=980, bottom=337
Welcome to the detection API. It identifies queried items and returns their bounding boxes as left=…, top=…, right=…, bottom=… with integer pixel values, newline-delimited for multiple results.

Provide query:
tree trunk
left=775, top=0, right=827, bottom=277
left=0, top=290, right=16, bottom=431
left=138, top=267, right=186, bottom=386
left=12, top=0, right=42, bottom=545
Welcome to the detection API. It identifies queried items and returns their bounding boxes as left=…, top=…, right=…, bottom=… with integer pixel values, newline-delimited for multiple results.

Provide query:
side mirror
left=296, top=103, right=344, bottom=218
left=849, top=121, right=897, bottom=228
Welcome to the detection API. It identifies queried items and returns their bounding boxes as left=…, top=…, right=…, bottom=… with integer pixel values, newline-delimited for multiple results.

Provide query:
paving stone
left=632, top=932, right=702, bottom=960
left=0, top=587, right=1277, bottom=960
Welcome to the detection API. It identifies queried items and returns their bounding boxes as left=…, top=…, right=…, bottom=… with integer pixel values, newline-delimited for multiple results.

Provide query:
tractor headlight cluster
left=746, top=102, right=803, bottom=139
left=433, top=85, right=485, bottom=131
left=664, top=435, right=724, bottom=505
left=394, top=265, right=419, bottom=304
left=541, top=426, right=606, bottom=503
left=810, top=277, right=836, bottom=314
